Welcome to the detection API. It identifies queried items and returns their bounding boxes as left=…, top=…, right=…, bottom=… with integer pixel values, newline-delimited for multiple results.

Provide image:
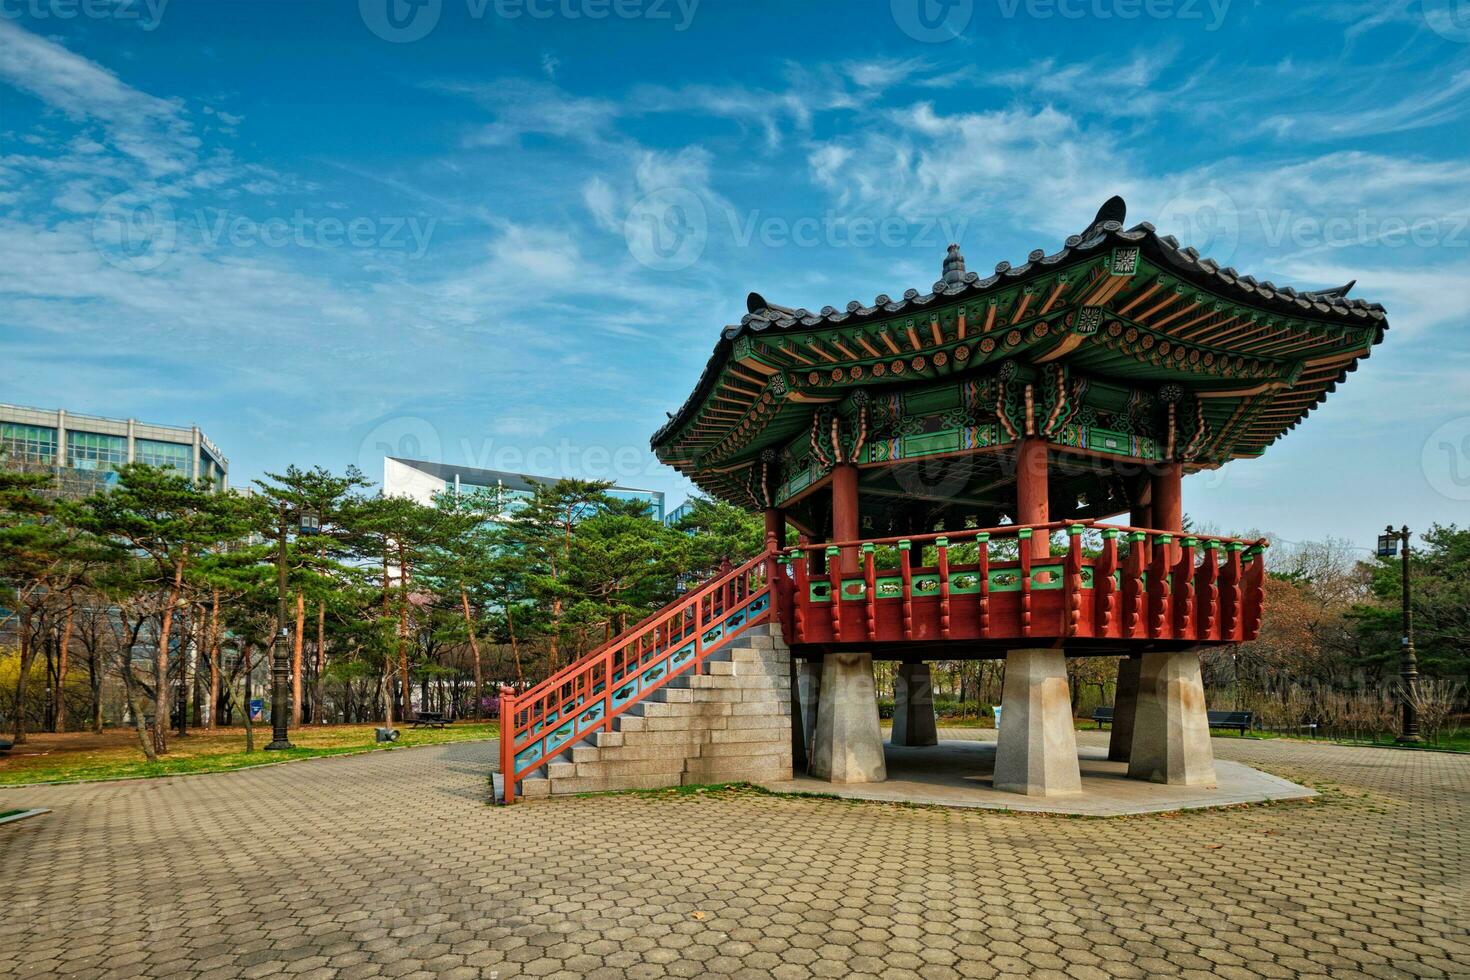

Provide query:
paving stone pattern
left=1, top=731, right=1465, bottom=979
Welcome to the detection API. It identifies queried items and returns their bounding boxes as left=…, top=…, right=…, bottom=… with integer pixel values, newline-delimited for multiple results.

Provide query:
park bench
left=410, top=711, right=451, bottom=729
left=1092, top=706, right=1114, bottom=729
left=0, top=739, right=12, bottom=754
left=1207, top=710, right=1254, bottom=734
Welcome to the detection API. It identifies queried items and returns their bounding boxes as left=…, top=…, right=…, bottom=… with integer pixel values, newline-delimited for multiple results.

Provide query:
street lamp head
left=1376, top=528, right=1399, bottom=558
left=298, top=510, right=321, bottom=535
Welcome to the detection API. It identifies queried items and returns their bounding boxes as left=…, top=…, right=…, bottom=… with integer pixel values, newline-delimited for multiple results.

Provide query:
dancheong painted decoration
left=499, top=197, right=1387, bottom=803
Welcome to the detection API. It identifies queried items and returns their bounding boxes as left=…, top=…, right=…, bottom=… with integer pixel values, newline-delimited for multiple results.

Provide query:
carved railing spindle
left=1148, top=533, right=1172, bottom=639
left=1096, top=528, right=1118, bottom=637
left=863, top=543, right=877, bottom=641
left=1174, top=537, right=1197, bottom=638
left=1019, top=528, right=1034, bottom=639
left=826, top=545, right=843, bottom=643
left=1197, top=540, right=1219, bottom=640
left=977, top=533, right=991, bottom=637
left=1063, top=525, right=1084, bottom=637
left=790, top=547, right=808, bottom=643
left=1123, top=531, right=1146, bottom=639
left=937, top=536, right=951, bottom=640
left=899, top=540, right=914, bottom=641
left=1242, top=544, right=1267, bottom=640
left=1220, top=542, right=1243, bottom=641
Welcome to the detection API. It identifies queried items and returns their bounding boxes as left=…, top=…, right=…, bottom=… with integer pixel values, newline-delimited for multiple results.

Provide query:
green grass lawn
left=0, top=722, right=500, bottom=787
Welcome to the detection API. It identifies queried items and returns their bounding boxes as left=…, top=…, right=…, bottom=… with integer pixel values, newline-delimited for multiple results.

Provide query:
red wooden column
left=1015, top=437, right=1050, bottom=559
left=1152, top=462, right=1183, bottom=565
left=763, top=508, right=786, bottom=550
left=831, top=463, right=860, bottom=574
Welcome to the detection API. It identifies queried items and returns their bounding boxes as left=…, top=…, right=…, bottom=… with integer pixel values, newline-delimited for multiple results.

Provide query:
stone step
left=609, top=728, right=709, bottom=747
left=683, top=764, right=791, bottom=786
left=683, top=753, right=791, bottom=781
left=723, top=714, right=792, bottom=731
left=585, top=731, right=623, bottom=748
left=576, top=756, right=692, bottom=778
left=696, top=735, right=789, bottom=757
left=708, top=721, right=791, bottom=740
left=518, top=774, right=551, bottom=798
left=630, top=699, right=733, bottom=719
left=550, top=772, right=684, bottom=795
left=730, top=700, right=791, bottom=716
left=580, top=743, right=699, bottom=763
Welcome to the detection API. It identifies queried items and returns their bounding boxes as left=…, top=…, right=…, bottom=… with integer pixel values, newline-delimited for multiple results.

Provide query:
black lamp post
left=1376, top=525, right=1421, bottom=744
left=265, top=504, right=318, bottom=751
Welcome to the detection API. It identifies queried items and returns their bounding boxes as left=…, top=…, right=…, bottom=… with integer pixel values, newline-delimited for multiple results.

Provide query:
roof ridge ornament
left=1079, top=195, right=1128, bottom=241
left=942, top=243, right=967, bottom=285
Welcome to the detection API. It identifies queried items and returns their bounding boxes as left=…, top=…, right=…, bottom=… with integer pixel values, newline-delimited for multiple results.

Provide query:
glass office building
left=0, top=404, right=228, bottom=494
left=383, top=456, right=665, bottom=521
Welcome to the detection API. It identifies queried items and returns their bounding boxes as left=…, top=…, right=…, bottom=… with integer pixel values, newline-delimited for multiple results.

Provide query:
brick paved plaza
left=2, top=732, right=1466, bottom=980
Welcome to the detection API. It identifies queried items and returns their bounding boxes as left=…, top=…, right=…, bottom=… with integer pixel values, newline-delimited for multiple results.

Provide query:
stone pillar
left=890, top=662, right=938, bottom=747
left=791, top=658, right=821, bottom=773
left=1128, top=650, right=1216, bottom=786
left=993, top=649, right=1081, bottom=796
left=810, top=652, right=886, bottom=783
left=1108, top=654, right=1141, bottom=762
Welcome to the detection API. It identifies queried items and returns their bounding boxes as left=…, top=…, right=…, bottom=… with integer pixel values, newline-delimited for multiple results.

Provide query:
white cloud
left=0, top=19, right=197, bottom=178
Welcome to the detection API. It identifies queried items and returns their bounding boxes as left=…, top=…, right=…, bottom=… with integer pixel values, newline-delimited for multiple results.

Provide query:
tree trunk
left=461, top=587, right=483, bottom=721
left=397, top=541, right=412, bottom=720
left=292, top=591, right=305, bottom=726
left=242, top=643, right=255, bottom=753
left=208, top=591, right=221, bottom=731
left=177, top=605, right=191, bottom=738
left=54, top=598, right=74, bottom=732
left=314, top=601, right=326, bottom=724
left=89, top=645, right=104, bottom=734
left=118, top=647, right=157, bottom=762
left=11, top=605, right=34, bottom=744
left=155, top=555, right=186, bottom=755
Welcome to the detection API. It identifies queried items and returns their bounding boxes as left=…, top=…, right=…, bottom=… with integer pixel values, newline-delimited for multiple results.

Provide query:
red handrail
left=500, top=550, right=776, bottom=803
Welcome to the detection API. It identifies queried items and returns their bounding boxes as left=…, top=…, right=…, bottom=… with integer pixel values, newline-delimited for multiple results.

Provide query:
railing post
left=976, top=533, right=990, bottom=637
left=1063, top=525, right=1084, bottom=637
left=936, top=536, right=951, bottom=640
left=1124, top=531, right=1146, bottom=639
left=863, top=543, right=877, bottom=641
left=1018, top=528, right=1034, bottom=639
left=1220, top=542, right=1243, bottom=641
left=1198, top=539, right=1220, bottom=640
left=500, top=688, right=517, bottom=805
left=826, top=545, right=843, bottom=642
left=1174, top=537, right=1197, bottom=638
left=1096, top=528, right=1118, bottom=637
left=1148, top=533, right=1172, bottom=639
left=899, top=540, right=914, bottom=641
left=1243, top=544, right=1267, bottom=640
left=791, top=547, right=809, bottom=643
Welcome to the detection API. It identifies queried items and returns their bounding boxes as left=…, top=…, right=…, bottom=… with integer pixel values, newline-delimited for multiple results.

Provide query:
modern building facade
left=0, top=404, right=228, bottom=493
left=383, top=456, right=665, bottom=521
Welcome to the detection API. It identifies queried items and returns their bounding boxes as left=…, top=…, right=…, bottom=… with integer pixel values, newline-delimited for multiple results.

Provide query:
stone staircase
left=515, top=625, right=793, bottom=798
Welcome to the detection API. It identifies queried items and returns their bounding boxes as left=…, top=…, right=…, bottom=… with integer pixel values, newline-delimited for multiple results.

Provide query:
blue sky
left=2, top=0, right=1467, bottom=549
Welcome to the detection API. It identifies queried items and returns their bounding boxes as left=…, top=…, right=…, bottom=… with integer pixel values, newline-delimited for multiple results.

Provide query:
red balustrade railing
left=775, top=521, right=1267, bottom=648
left=499, top=551, right=777, bottom=803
